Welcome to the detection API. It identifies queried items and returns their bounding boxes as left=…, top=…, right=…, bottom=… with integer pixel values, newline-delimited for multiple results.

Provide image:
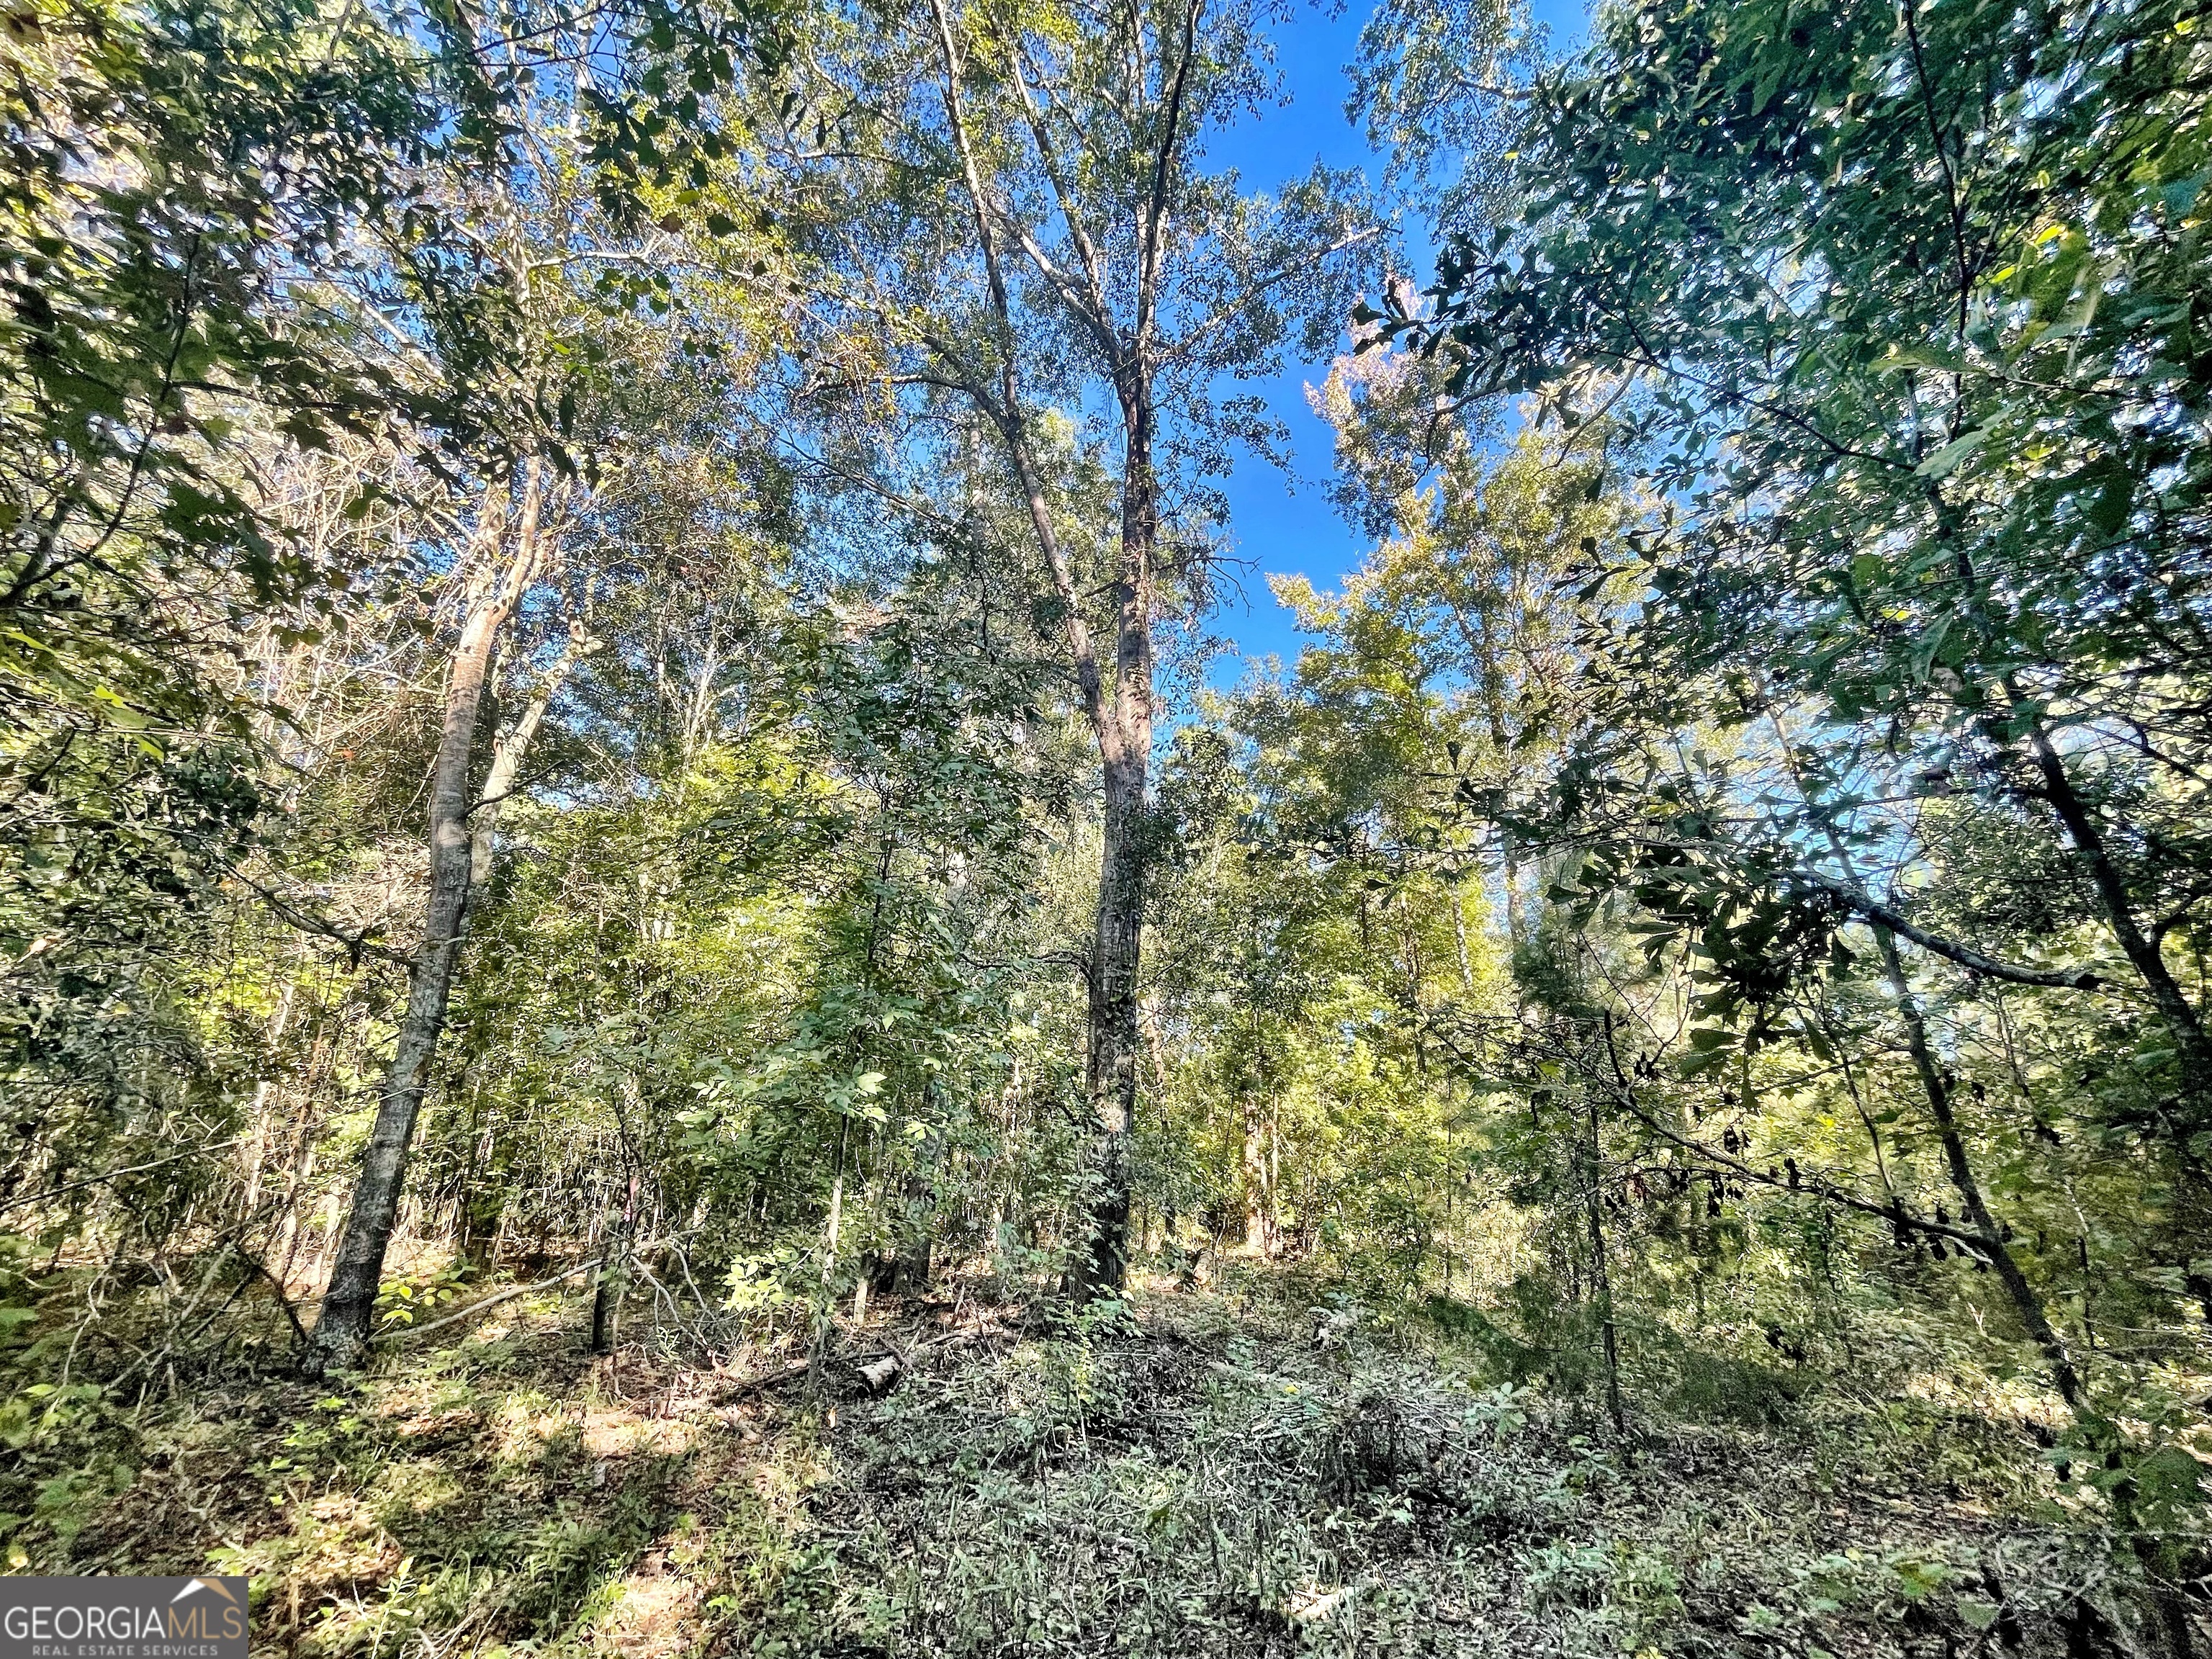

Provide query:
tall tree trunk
left=311, top=464, right=544, bottom=1372
left=921, top=0, right=1187, bottom=1303
left=438, top=622, right=587, bottom=1279
left=1076, top=732, right=1146, bottom=1296
left=469, top=616, right=593, bottom=888
left=1071, top=379, right=1156, bottom=1300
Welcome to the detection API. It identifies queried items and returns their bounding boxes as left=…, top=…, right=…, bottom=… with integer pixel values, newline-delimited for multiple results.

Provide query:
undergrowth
left=0, top=1273, right=2177, bottom=1658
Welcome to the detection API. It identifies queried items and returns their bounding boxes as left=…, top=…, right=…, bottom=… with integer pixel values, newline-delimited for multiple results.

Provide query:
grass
left=3, top=1270, right=2175, bottom=1658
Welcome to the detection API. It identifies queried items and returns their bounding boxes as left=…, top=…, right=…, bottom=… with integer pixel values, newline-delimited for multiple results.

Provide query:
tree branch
left=1786, top=866, right=2104, bottom=990
left=1136, top=0, right=1202, bottom=347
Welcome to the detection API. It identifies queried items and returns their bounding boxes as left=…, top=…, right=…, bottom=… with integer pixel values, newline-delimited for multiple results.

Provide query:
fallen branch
left=714, top=1359, right=812, bottom=1401
left=390, top=1259, right=600, bottom=1341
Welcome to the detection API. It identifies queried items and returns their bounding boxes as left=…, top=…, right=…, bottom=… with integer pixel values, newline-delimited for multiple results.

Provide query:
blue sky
left=1196, top=0, right=1589, bottom=691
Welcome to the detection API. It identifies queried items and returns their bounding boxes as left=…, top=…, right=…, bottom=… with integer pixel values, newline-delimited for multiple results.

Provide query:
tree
left=300, top=0, right=801, bottom=1362
left=1376, top=8, right=2212, bottom=1630
left=1, top=0, right=454, bottom=1217
left=309, top=455, right=562, bottom=1368
left=1399, top=0, right=2212, bottom=1148
left=773, top=0, right=1380, bottom=1295
left=1297, top=357, right=1633, bottom=943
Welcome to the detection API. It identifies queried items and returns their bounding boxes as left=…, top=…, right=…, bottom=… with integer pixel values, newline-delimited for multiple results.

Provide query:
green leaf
left=1955, top=1597, right=2000, bottom=1632
left=1913, top=430, right=1987, bottom=477
left=1891, top=1558, right=1948, bottom=1601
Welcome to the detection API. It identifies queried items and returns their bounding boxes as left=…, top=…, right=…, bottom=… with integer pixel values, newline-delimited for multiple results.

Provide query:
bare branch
left=1165, top=225, right=1384, bottom=366
left=1136, top=0, right=1202, bottom=347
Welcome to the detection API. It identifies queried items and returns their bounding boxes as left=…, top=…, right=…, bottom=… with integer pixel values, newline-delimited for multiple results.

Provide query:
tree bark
left=1070, top=355, right=1158, bottom=1300
left=1075, top=733, right=1146, bottom=1296
left=311, top=463, right=544, bottom=1372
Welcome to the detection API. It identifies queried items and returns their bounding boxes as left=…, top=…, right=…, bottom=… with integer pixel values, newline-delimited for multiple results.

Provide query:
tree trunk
left=591, top=1167, right=639, bottom=1355
left=1875, top=924, right=2084, bottom=1409
left=1582, top=1093, right=1625, bottom=1436
left=875, top=1123, right=939, bottom=1297
left=2018, top=709, right=2212, bottom=1118
left=311, top=464, right=544, bottom=1372
left=1242, top=1092, right=1268, bottom=1254
left=439, top=631, right=586, bottom=1280
left=471, top=616, right=594, bottom=889
left=920, top=0, right=1173, bottom=1303
left=1074, top=745, right=1146, bottom=1297
left=809, top=1113, right=851, bottom=1375
left=1071, top=376, right=1156, bottom=1300
left=893, top=1134, right=938, bottom=1295
left=1268, top=1107, right=1282, bottom=1251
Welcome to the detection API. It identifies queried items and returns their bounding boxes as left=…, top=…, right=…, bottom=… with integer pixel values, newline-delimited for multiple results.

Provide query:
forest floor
left=32, top=1270, right=2169, bottom=1658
